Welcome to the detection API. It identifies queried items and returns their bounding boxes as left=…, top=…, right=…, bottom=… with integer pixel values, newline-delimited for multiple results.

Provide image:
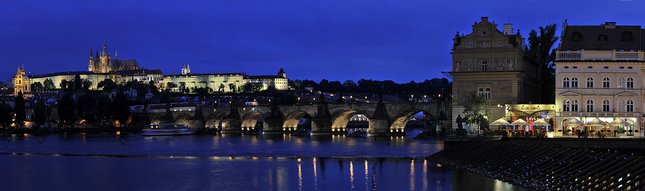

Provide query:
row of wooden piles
left=428, top=140, right=645, bottom=190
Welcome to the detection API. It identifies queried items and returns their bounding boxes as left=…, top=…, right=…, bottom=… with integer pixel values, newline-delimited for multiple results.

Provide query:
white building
left=554, top=22, right=643, bottom=138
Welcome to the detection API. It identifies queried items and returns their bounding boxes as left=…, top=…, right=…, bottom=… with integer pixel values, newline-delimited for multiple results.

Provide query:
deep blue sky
left=1, top=0, right=644, bottom=83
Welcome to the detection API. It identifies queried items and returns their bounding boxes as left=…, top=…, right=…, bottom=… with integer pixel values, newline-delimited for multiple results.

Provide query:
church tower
left=181, top=64, right=191, bottom=75
left=13, top=66, right=30, bottom=96
left=99, top=42, right=112, bottom=73
left=88, top=48, right=95, bottom=72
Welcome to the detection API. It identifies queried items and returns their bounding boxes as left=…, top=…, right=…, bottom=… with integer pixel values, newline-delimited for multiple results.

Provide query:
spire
left=114, top=49, right=118, bottom=60
left=101, top=42, right=109, bottom=56
left=89, top=48, right=93, bottom=58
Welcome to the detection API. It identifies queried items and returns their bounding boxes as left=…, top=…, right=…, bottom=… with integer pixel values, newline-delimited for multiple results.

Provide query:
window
left=481, top=61, right=488, bottom=71
left=604, top=66, right=609, bottom=69
left=626, top=100, right=634, bottom=112
left=571, top=31, right=583, bottom=42
left=586, top=77, right=594, bottom=88
left=563, top=100, right=571, bottom=112
left=618, top=78, right=625, bottom=88
left=571, top=77, right=578, bottom=88
left=602, top=100, right=610, bottom=112
left=564, top=66, right=569, bottom=69
left=603, top=77, right=610, bottom=88
left=598, top=34, right=608, bottom=42
left=628, top=66, right=633, bottom=69
left=620, top=66, right=625, bottom=69
left=586, top=100, right=594, bottom=112
left=563, top=77, right=570, bottom=88
left=622, top=31, right=634, bottom=42
left=478, top=87, right=491, bottom=99
left=572, top=66, right=578, bottom=69
left=627, top=77, right=634, bottom=89
left=588, top=66, right=593, bottom=69
left=572, top=100, right=579, bottom=112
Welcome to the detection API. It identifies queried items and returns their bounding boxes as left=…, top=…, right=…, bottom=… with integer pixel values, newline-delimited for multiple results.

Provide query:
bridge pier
left=367, top=96, right=391, bottom=137
left=262, top=103, right=285, bottom=134
left=221, top=105, right=242, bottom=134
left=312, top=96, right=333, bottom=135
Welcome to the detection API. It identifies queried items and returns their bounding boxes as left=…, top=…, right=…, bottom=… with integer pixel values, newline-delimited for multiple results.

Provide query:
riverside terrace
left=429, top=138, right=645, bottom=190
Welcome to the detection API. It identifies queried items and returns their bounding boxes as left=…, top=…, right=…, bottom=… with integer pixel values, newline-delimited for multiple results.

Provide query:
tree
left=0, top=101, right=12, bottom=128
left=43, top=79, right=55, bottom=90
left=98, top=79, right=116, bottom=92
left=82, top=80, right=92, bottom=91
left=60, top=79, right=69, bottom=91
left=242, top=82, right=263, bottom=92
left=461, top=92, right=490, bottom=133
left=525, top=24, right=558, bottom=104
left=73, top=74, right=82, bottom=91
left=32, top=98, right=47, bottom=128
left=112, top=91, right=131, bottom=127
left=218, top=83, right=225, bottom=92
left=31, top=82, right=44, bottom=92
left=14, top=92, right=26, bottom=127
left=57, top=92, right=76, bottom=128
left=343, top=80, right=357, bottom=92
left=228, top=83, right=236, bottom=93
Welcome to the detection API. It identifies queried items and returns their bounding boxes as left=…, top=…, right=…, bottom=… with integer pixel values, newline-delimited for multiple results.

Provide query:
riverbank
left=428, top=138, right=645, bottom=190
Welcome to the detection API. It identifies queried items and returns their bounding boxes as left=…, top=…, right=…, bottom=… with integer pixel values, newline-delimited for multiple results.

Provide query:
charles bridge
left=137, top=98, right=449, bottom=136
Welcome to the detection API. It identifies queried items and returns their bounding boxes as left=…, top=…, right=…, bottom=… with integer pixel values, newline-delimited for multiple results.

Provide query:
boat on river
left=140, top=123, right=195, bottom=136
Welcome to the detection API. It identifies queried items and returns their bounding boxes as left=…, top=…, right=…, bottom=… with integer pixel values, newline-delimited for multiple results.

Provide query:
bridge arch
left=283, top=110, right=313, bottom=131
left=390, top=109, right=432, bottom=133
left=331, top=110, right=370, bottom=132
left=241, top=111, right=266, bottom=130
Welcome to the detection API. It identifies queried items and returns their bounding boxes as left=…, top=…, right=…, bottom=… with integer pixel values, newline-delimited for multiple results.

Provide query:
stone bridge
left=146, top=99, right=445, bottom=136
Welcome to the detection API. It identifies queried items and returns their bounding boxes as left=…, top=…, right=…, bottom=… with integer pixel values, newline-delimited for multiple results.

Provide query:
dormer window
left=598, top=34, right=608, bottom=42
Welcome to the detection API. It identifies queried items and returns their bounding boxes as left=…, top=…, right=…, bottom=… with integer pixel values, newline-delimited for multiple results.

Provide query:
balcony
left=556, top=50, right=644, bottom=61
left=557, top=112, right=641, bottom=118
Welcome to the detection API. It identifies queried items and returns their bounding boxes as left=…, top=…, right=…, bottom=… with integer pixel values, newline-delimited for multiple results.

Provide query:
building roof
left=560, top=22, right=644, bottom=51
left=114, top=69, right=163, bottom=75
left=246, top=75, right=283, bottom=79
left=28, top=71, right=97, bottom=78
left=164, top=73, right=245, bottom=77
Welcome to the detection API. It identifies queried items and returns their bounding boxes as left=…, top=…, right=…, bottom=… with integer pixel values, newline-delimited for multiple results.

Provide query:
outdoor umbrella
left=585, top=118, right=607, bottom=127
left=532, top=119, right=549, bottom=126
left=563, top=118, right=584, bottom=127
left=490, top=118, right=511, bottom=126
left=609, top=118, right=630, bottom=127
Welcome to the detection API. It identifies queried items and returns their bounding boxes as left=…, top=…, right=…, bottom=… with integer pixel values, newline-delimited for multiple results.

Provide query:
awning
left=490, top=118, right=511, bottom=126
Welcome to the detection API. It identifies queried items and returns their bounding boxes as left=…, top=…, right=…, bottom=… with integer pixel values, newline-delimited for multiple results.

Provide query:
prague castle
left=13, top=43, right=289, bottom=95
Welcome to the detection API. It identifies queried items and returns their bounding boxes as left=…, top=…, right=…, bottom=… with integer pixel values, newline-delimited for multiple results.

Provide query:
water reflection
left=0, top=134, right=525, bottom=190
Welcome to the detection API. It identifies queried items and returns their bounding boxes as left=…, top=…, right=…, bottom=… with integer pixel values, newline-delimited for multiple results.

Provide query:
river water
left=0, top=133, right=524, bottom=191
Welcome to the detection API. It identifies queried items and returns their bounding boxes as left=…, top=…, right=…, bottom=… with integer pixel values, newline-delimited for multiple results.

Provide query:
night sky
left=2, top=0, right=644, bottom=83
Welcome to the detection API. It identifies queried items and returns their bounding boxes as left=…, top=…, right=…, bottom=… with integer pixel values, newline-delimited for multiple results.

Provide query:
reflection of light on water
left=277, top=167, right=287, bottom=191
left=423, top=159, right=428, bottom=190
left=364, top=160, right=369, bottom=191
left=410, top=159, right=415, bottom=191
left=350, top=160, right=355, bottom=189
left=313, top=158, right=318, bottom=191
left=298, top=159, right=303, bottom=191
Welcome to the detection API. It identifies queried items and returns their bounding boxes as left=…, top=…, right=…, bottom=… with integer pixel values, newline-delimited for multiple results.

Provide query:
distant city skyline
left=2, top=0, right=645, bottom=83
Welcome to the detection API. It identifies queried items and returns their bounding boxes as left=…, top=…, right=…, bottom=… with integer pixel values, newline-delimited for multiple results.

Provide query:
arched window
left=563, top=100, right=571, bottom=112
left=627, top=77, right=634, bottom=89
left=598, top=34, right=608, bottom=42
left=603, top=77, right=610, bottom=88
left=571, top=31, right=583, bottom=42
left=572, top=100, right=579, bottom=112
left=626, top=100, right=634, bottom=112
left=622, top=31, right=634, bottom=42
left=586, top=77, right=594, bottom=88
left=571, top=77, right=578, bottom=88
left=602, top=99, right=610, bottom=112
left=563, top=77, right=570, bottom=88
left=586, top=100, right=594, bottom=112
left=618, top=78, right=625, bottom=88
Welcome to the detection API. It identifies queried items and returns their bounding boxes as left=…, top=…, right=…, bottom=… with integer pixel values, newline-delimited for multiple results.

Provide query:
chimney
left=503, top=24, right=513, bottom=35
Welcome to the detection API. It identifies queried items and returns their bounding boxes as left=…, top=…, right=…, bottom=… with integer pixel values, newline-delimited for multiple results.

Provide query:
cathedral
left=88, top=43, right=140, bottom=73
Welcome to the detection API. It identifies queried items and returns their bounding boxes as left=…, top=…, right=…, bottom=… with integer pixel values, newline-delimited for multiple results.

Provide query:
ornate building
left=13, top=66, right=30, bottom=95
left=88, top=43, right=140, bottom=73
left=14, top=42, right=289, bottom=95
left=554, top=22, right=644, bottom=137
left=450, top=17, right=541, bottom=130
